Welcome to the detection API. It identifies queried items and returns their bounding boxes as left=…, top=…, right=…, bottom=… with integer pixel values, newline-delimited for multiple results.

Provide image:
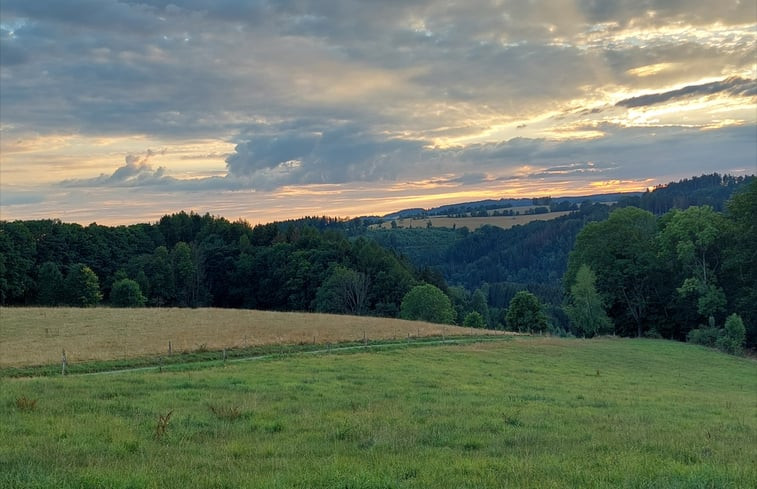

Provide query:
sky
left=1, top=0, right=755, bottom=226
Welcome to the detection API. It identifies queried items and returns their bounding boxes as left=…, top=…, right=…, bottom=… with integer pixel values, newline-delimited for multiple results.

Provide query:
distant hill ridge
left=382, top=192, right=641, bottom=220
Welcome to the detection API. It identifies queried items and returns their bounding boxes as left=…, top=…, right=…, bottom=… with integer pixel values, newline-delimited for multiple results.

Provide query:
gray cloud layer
left=1, top=0, right=755, bottom=200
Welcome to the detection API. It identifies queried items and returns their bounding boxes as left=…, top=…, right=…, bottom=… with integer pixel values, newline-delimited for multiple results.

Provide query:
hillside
left=371, top=210, right=573, bottom=231
left=2, top=337, right=755, bottom=488
left=1, top=172, right=752, bottom=337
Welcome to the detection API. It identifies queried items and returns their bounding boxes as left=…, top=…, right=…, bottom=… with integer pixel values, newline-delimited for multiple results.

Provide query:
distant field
left=2, top=337, right=755, bottom=488
left=0, top=307, right=492, bottom=368
left=371, top=210, right=572, bottom=230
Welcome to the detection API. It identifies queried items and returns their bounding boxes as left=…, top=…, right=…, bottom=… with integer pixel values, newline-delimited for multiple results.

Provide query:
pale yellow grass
left=0, top=308, right=500, bottom=367
left=372, top=211, right=572, bottom=231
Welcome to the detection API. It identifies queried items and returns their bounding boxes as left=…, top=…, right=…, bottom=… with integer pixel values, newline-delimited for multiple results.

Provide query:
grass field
left=2, top=336, right=755, bottom=488
left=371, top=211, right=572, bottom=230
left=0, top=308, right=493, bottom=368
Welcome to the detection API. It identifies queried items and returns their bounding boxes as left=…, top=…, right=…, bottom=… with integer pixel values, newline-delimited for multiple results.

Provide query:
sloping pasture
left=1, top=337, right=755, bottom=488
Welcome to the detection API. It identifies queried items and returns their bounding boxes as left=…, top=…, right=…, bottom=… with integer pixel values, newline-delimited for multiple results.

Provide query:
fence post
left=168, top=340, right=172, bottom=355
left=223, top=348, right=227, bottom=365
left=61, top=349, right=67, bottom=376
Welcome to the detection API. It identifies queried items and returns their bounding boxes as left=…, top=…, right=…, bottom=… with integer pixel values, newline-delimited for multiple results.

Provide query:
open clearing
left=371, top=211, right=572, bottom=230
left=0, top=307, right=496, bottom=368
left=1, top=337, right=755, bottom=488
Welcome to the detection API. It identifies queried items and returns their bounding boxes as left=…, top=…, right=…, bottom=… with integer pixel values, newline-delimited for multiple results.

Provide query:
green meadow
left=2, top=337, right=755, bottom=488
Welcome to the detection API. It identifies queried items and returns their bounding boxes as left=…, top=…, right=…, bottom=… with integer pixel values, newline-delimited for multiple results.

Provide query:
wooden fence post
left=61, top=349, right=67, bottom=376
left=168, top=340, right=172, bottom=355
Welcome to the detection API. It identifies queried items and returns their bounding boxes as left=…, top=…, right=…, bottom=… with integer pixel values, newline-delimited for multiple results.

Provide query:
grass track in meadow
left=1, top=336, right=755, bottom=488
left=0, top=307, right=496, bottom=368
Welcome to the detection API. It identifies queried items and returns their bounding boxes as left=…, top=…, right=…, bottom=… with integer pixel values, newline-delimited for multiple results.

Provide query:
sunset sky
left=1, top=0, right=755, bottom=225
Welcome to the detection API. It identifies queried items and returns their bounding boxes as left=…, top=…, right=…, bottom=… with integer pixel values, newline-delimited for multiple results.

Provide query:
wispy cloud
left=616, top=77, right=757, bottom=108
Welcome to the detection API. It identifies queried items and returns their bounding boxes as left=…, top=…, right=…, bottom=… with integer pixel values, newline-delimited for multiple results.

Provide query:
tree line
left=0, top=213, right=426, bottom=317
left=564, top=178, right=756, bottom=350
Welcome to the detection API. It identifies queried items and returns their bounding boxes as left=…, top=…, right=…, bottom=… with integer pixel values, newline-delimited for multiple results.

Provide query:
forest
left=0, top=214, right=423, bottom=318
left=0, top=173, right=754, bottom=349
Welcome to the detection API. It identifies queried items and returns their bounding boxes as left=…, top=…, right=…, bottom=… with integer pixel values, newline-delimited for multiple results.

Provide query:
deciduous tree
left=565, top=207, right=659, bottom=337
left=64, top=264, right=102, bottom=307
left=37, top=261, right=64, bottom=306
left=659, top=206, right=727, bottom=320
left=565, top=265, right=613, bottom=337
left=315, top=265, right=370, bottom=315
left=506, top=291, right=548, bottom=333
left=110, top=278, right=146, bottom=307
left=400, top=284, right=455, bottom=324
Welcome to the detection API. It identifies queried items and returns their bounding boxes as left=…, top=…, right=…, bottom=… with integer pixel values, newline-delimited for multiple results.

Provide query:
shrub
left=716, top=314, right=746, bottom=355
left=110, top=278, right=146, bottom=307
left=686, top=326, right=720, bottom=347
left=463, top=311, right=486, bottom=328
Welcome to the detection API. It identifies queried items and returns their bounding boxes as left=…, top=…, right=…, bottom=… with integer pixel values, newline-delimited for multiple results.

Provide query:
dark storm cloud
left=616, top=77, right=757, bottom=108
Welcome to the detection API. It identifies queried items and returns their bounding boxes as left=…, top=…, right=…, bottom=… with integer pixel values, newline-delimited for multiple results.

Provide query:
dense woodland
left=0, top=215, right=423, bottom=318
left=1, top=173, right=754, bottom=349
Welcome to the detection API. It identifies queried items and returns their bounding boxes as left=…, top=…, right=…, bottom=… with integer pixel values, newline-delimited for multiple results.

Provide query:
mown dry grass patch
left=0, top=307, right=502, bottom=367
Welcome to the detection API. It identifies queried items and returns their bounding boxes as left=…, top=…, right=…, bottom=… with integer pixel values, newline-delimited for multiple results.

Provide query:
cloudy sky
left=1, top=0, right=755, bottom=225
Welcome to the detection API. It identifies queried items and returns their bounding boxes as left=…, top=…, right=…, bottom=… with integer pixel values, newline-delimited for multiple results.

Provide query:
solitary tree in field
left=565, top=264, right=613, bottom=337
left=400, top=284, right=455, bottom=324
left=506, top=291, right=548, bottom=333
